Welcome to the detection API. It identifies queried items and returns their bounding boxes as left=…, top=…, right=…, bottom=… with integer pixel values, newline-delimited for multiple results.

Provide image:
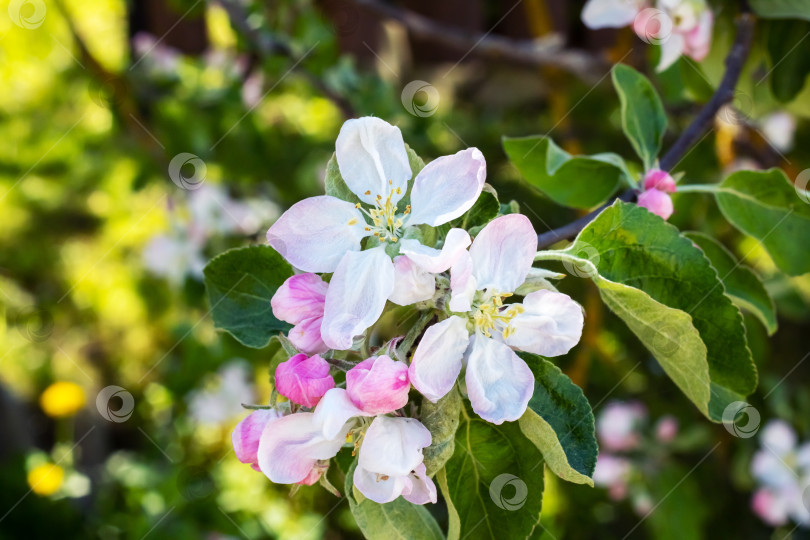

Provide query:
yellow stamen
left=347, top=218, right=358, bottom=226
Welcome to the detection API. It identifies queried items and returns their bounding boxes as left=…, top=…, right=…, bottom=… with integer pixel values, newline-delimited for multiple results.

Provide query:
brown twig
left=217, top=0, right=356, bottom=119
left=350, top=0, right=606, bottom=82
left=536, top=8, right=756, bottom=250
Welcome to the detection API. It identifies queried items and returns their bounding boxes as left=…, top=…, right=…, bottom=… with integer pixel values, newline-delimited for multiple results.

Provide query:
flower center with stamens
left=352, top=180, right=411, bottom=243
left=472, top=292, right=524, bottom=338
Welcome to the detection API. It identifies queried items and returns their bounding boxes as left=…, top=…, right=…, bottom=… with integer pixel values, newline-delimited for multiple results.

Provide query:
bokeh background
left=1, top=0, right=809, bottom=538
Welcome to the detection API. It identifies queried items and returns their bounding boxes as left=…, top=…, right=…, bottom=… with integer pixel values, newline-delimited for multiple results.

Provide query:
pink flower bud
left=655, top=416, right=679, bottom=443
left=346, top=355, right=410, bottom=414
left=271, top=273, right=328, bottom=325
left=297, top=461, right=328, bottom=486
left=288, top=315, right=328, bottom=355
left=275, top=354, right=335, bottom=408
left=637, top=188, right=674, bottom=220
left=643, top=169, right=676, bottom=193
left=232, top=408, right=282, bottom=470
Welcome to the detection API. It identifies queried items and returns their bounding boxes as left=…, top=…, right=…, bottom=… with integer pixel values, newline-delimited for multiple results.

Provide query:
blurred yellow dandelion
left=27, top=463, right=64, bottom=496
left=40, top=381, right=86, bottom=418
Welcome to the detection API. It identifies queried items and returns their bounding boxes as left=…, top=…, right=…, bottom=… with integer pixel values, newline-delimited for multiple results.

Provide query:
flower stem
left=396, top=310, right=436, bottom=360
left=673, top=184, right=721, bottom=194
left=326, top=357, right=358, bottom=371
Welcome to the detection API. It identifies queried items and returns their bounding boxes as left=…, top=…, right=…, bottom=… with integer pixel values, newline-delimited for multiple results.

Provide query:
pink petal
left=637, top=188, right=674, bottom=219
left=275, top=353, right=335, bottom=408
left=266, top=195, right=369, bottom=273
left=232, top=408, right=282, bottom=467
left=346, top=355, right=410, bottom=414
left=407, top=148, right=487, bottom=227
left=271, top=273, right=328, bottom=325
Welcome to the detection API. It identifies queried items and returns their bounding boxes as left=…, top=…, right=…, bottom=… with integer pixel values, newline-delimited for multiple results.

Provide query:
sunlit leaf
left=715, top=169, right=810, bottom=276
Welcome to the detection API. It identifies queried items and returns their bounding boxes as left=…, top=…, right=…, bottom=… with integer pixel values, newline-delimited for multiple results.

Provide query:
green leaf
left=685, top=232, right=777, bottom=335
left=502, top=135, right=629, bottom=209
left=324, top=152, right=361, bottom=204
left=344, top=459, right=444, bottom=540
left=766, top=19, right=810, bottom=102
left=516, top=354, right=596, bottom=486
left=715, top=168, right=810, bottom=276
left=611, top=64, right=667, bottom=169
left=325, top=144, right=425, bottom=205
left=440, top=403, right=544, bottom=540
left=421, top=387, right=462, bottom=476
left=549, top=201, right=757, bottom=421
left=203, top=245, right=293, bottom=348
left=750, top=0, right=810, bottom=21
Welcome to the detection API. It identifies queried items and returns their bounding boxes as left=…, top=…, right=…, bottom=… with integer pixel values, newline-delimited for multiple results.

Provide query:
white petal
left=449, top=251, right=477, bottom=312
left=353, top=464, right=409, bottom=504
left=389, top=255, right=436, bottom=306
left=266, top=195, right=369, bottom=272
left=359, top=416, right=431, bottom=477
left=399, top=228, right=472, bottom=273
left=409, top=316, right=470, bottom=402
left=312, top=388, right=368, bottom=439
left=582, top=0, right=641, bottom=29
left=469, top=214, right=537, bottom=293
left=403, top=463, right=438, bottom=504
left=256, top=412, right=348, bottom=484
left=322, top=247, right=395, bottom=350
left=335, top=117, right=411, bottom=206
left=465, top=333, right=534, bottom=425
left=504, top=290, right=584, bottom=356
left=656, top=32, right=685, bottom=72
left=407, top=148, right=487, bottom=226
left=760, top=420, right=797, bottom=457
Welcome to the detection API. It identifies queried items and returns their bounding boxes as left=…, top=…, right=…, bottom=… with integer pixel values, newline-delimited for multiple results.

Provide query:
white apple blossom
left=353, top=416, right=437, bottom=504
left=750, top=420, right=810, bottom=528
left=582, top=0, right=714, bottom=72
left=408, top=214, right=584, bottom=424
left=267, top=117, right=486, bottom=350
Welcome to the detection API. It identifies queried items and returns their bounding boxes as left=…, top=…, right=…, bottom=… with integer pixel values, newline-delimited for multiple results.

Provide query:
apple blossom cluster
left=582, top=0, right=713, bottom=72
left=592, top=401, right=679, bottom=513
left=750, top=420, right=810, bottom=528
left=232, top=117, right=586, bottom=504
